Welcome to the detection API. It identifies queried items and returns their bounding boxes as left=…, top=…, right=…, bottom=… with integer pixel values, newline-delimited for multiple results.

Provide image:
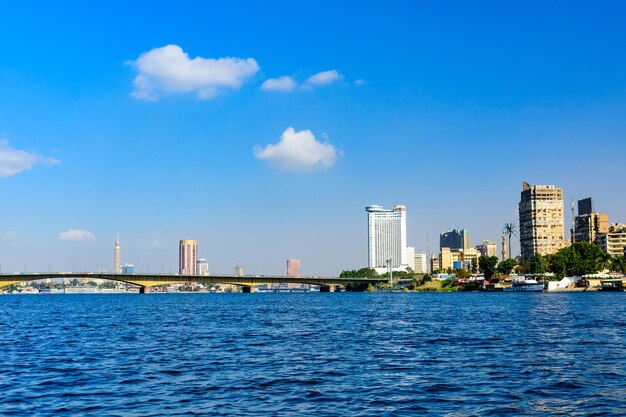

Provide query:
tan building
left=519, top=182, right=566, bottom=260
left=475, top=240, right=497, bottom=258
left=596, top=224, right=626, bottom=256
left=460, top=247, right=481, bottom=269
left=439, top=247, right=461, bottom=271
left=575, top=212, right=609, bottom=244
left=430, top=254, right=440, bottom=272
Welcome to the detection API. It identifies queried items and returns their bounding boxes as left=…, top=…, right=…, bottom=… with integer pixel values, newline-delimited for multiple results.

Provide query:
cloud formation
left=254, top=127, right=337, bottom=170
left=261, top=76, right=297, bottom=92
left=0, top=140, right=60, bottom=178
left=59, top=229, right=96, bottom=241
left=306, top=70, right=343, bottom=86
left=130, top=45, right=260, bottom=100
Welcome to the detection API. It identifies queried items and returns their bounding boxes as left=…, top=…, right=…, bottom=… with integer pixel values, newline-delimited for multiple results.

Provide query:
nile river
left=1, top=293, right=625, bottom=415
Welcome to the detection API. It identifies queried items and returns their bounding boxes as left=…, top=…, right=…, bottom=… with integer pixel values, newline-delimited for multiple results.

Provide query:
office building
left=440, top=229, right=471, bottom=251
left=179, top=240, right=198, bottom=275
left=405, top=247, right=415, bottom=270
left=430, top=254, right=440, bottom=273
left=439, top=247, right=462, bottom=271
left=574, top=198, right=609, bottom=244
left=197, top=258, right=209, bottom=276
left=596, top=224, right=626, bottom=256
left=113, top=232, right=121, bottom=274
left=366, top=204, right=407, bottom=272
left=122, top=263, right=134, bottom=274
left=460, top=247, right=481, bottom=269
left=287, top=259, right=301, bottom=278
left=519, top=182, right=566, bottom=260
left=414, top=253, right=427, bottom=273
left=234, top=265, right=244, bottom=277
left=476, top=240, right=497, bottom=258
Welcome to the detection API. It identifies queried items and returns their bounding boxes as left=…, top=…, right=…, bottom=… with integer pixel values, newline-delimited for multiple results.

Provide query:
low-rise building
left=460, top=247, right=481, bottom=270
left=439, top=247, right=461, bottom=271
left=414, top=253, right=427, bottom=273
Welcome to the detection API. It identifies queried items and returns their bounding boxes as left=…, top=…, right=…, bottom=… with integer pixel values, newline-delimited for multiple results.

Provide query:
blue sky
left=1, top=1, right=625, bottom=275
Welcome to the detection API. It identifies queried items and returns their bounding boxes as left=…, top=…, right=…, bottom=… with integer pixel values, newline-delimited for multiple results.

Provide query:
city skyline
left=1, top=2, right=626, bottom=275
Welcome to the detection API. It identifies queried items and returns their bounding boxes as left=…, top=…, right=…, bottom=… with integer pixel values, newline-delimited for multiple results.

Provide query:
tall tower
left=113, top=232, right=121, bottom=274
left=179, top=240, right=198, bottom=275
left=366, top=204, right=407, bottom=271
left=518, top=182, right=565, bottom=260
left=501, top=232, right=507, bottom=260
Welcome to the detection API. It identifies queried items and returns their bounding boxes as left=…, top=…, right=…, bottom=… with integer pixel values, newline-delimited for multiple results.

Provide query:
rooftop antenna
left=571, top=198, right=576, bottom=243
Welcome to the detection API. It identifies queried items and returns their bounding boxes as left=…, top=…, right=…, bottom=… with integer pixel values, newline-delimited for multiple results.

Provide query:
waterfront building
left=414, top=253, right=427, bottom=273
left=286, top=259, right=301, bottom=278
left=197, top=258, right=209, bottom=276
left=519, top=182, right=566, bottom=260
left=439, top=247, right=461, bottom=271
left=573, top=198, right=609, bottom=244
left=430, top=254, right=440, bottom=272
left=405, top=247, right=415, bottom=270
left=366, top=204, right=408, bottom=272
left=476, top=240, right=497, bottom=258
left=113, top=232, right=121, bottom=274
left=460, top=248, right=480, bottom=270
left=179, top=240, right=198, bottom=275
left=596, top=224, right=626, bottom=256
left=440, top=229, right=471, bottom=251
left=122, top=263, right=134, bottom=274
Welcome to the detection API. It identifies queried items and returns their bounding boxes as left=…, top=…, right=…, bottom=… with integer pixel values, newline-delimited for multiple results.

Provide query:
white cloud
left=59, top=229, right=95, bottom=241
left=261, top=76, right=297, bottom=92
left=254, top=127, right=337, bottom=170
left=129, top=44, right=260, bottom=100
left=0, top=140, right=60, bottom=178
left=354, top=79, right=367, bottom=86
left=151, top=239, right=163, bottom=248
left=306, top=70, right=343, bottom=86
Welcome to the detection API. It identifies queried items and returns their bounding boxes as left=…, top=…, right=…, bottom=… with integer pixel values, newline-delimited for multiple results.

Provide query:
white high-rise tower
left=366, top=204, right=408, bottom=273
left=113, top=232, right=121, bottom=274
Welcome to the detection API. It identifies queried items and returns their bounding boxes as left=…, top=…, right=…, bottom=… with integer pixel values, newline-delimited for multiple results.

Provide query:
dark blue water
left=1, top=293, right=625, bottom=416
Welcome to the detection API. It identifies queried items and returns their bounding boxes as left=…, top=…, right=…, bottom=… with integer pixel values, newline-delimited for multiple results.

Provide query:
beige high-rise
left=519, top=182, right=566, bottom=260
left=179, top=240, right=198, bottom=275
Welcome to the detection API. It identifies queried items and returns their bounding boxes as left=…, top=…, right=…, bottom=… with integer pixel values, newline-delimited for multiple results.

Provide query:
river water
left=1, top=293, right=625, bottom=416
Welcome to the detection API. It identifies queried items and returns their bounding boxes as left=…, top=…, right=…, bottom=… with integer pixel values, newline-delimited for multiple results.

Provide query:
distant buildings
left=366, top=204, right=408, bottom=272
left=574, top=198, right=609, bottom=244
left=234, top=265, right=244, bottom=277
left=596, top=224, right=626, bottom=256
left=413, top=253, right=427, bottom=273
left=122, top=263, right=134, bottom=274
left=439, top=247, right=461, bottom=271
left=476, top=240, right=497, bottom=258
left=519, top=182, right=566, bottom=260
left=179, top=240, right=198, bottom=275
left=197, top=258, right=209, bottom=276
left=286, top=259, right=301, bottom=278
left=113, top=232, right=121, bottom=274
left=440, top=229, right=471, bottom=251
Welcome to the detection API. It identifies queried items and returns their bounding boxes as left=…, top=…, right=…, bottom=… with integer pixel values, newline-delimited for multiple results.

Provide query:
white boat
left=503, top=278, right=545, bottom=292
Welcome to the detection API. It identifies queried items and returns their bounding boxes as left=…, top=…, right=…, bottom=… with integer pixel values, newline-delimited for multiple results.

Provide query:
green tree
left=596, top=251, right=613, bottom=273
left=548, top=242, right=604, bottom=278
left=529, top=253, right=547, bottom=275
left=479, top=256, right=499, bottom=280
left=497, top=258, right=517, bottom=276
left=610, top=256, right=626, bottom=274
left=455, top=268, right=471, bottom=278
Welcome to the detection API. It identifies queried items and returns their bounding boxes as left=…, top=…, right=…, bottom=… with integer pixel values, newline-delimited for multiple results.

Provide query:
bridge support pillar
left=139, top=286, right=146, bottom=294
left=319, top=285, right=335, bottom=293
left=242, top=286, right=255, bottom=293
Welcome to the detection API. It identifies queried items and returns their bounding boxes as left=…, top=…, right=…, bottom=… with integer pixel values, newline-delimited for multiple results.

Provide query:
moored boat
left=503, top=278, right=544, bottom=292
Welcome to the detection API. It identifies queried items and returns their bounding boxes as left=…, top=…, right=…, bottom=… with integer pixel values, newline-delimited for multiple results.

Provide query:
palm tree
left=610, top=256, right=626, bottom=274
left=596, top=252, right=612, bottom=273
left=503, top=223, right=516, bottom=259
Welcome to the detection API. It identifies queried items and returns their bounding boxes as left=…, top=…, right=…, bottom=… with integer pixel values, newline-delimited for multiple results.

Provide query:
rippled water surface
left=1, top=293, right=626, bottom=416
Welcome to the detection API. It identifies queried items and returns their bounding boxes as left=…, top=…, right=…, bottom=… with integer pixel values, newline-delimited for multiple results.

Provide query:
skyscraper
left=574, top=197, right=608, bottom=244
left=439, top=229, right=471, bottom=251
left=286, top=259, right=301, bottom=278
left=366, top=204, right=407, bottom=271
left=113, top=232, right=121, bottom=274
left=179, top=240, right=198, bottom=275
left=197, top=258, right=209, bottom=276
left=519, top=182, right=565, bottom=260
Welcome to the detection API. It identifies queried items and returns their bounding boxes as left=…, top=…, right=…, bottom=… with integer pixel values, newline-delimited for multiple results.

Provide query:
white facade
left=367, top=204, right=407, bottom=271
left=197, top=258, right=210, bottom=276
left=414, top=253, right=427, bottom=273
left=406, top=247, right=415, bottom=270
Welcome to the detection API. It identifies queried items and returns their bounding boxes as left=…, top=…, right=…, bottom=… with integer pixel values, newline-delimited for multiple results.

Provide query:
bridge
left=0, top=273, right=384, bottom=293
